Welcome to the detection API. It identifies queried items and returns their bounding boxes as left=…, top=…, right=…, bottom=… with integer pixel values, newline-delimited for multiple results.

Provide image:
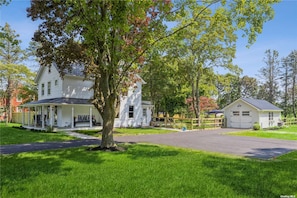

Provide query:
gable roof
left=35, top=63, right=85, bottom=83
left=223, top=98, right=282, bottom=111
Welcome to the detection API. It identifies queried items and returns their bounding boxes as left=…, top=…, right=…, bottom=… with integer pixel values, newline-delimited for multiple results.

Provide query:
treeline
left=0, top=23, right=37, bottom=122
left=141, top=49, right=297, bottom=118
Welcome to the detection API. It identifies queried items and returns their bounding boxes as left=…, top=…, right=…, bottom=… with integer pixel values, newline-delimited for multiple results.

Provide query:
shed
left=222, top=98, right=283, bottom=129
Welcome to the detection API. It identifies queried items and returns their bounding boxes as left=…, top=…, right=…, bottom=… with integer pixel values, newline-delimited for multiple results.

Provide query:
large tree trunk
left=191, top=76, right=201, bottom=126
left=100, top=102, right=116, bottom=148
left=93, top=70, right=119, bottom=149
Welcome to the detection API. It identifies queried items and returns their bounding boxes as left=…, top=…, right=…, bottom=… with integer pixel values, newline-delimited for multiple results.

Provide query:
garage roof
left=240, top=98, right=282, bottom=111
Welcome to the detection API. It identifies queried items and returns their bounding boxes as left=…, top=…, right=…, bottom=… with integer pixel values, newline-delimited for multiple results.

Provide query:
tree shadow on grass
left=245, top=148, right=296, bottom=160
left=122, top=143, right=180, bottom=160
left=46, top=147, right=105, bottom=165
left=0, top=153, right=68, bottom=193
left=202, top=153, right=297, bottom=197
left=0, top=148, right=104, bottom=193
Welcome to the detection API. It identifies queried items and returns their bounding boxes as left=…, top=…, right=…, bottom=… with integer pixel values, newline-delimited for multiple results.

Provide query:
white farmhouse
left=223, top=98, right=283, bottom=129
left=21, top=65, right=153, bottom=130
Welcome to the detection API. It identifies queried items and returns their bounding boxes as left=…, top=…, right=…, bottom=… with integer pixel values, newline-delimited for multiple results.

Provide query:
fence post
left=191, top=118, right=193, bottom=130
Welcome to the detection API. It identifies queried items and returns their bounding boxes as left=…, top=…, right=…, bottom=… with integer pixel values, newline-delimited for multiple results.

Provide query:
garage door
left=230, top=111, right=253, bottom=128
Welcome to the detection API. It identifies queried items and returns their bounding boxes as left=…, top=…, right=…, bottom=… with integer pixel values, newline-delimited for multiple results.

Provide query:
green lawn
left=278, top=125, right=297, bottom=132
left=75, top=127, right=176, bottom=137
left=229, top=125, right=297, bottom=140
left=0, top=123, right=76, bottom=145
left=1, top=144, right=296, bottom=198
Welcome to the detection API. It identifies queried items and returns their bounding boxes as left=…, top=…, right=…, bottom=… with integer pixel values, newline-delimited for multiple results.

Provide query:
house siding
left=115, top=81, right=143, bottom=127
left=38, top=66, right=63, bottom=100
left=259, top=111, right=281, bottom=128
left=62, top=76, right=93, bottom=99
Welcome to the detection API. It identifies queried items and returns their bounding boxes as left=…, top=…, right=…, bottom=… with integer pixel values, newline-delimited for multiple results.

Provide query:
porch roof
left=21, top=97, right=93, bottom=107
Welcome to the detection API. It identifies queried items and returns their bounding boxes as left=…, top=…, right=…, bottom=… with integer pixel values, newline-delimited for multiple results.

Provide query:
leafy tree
left=257, top=49, right=280, bottom=104
left=216, top=73, right=241, bottom=108
left=288, top=50, right=297, bottom=117
left=168, top=4, right=238, bottom=120
left=186, top=96, right=218, bottom=116
left=28, top=0, right=174, bottom=149
left=0, top=0, right=10, bottom=6
left=142, top=46, right=189, bottom=117
left=26, top=41, right=42, bottom=71
left=280, top=56, right=292, bottom=118
left=240, top=75, right=258, bottom=98
left=0, top=23, right=34, bottom=123
left=164, top=0, right=278, bottom=120
left=282, top=50, right=297, bottom=117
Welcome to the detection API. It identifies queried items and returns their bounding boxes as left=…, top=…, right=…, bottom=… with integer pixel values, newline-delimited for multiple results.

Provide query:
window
left=129, top=106, right=134, bottom=118
left=269, top=112, right=273, bottom=120
left=48, top=67, right=51, bottom=73
left=242, top=111, right=250, bottom=116
left=232, top=111, right=239, bottom=116
left=55, top=80, right=58, bottom=86
left=143, top=108, right=147, bottom=117
left=48, top=81, right=51, bottom=95
left=41, top=83, right=45, bottom=96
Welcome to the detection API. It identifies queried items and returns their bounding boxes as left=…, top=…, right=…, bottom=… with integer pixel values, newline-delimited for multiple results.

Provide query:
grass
left=1, top=144, right=296, bottom=198
left=0, top=123, right=76, bottom=145
left=75, top=127, right=176, bottom=137
left=229, top=125, right=297, bottom=140
left=277, top=125, right=297, bottom=132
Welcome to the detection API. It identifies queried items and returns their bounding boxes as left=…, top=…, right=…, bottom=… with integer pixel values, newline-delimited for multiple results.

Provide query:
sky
left=1, top=0, right=297, bottom=77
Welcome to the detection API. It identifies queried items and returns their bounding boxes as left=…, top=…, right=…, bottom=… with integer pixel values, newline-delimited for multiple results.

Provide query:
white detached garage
left=223, top=98, right=283, bottom=129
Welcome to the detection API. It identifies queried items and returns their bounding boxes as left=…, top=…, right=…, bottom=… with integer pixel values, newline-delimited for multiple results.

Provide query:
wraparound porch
left=20, top=98, right=102, bottom=131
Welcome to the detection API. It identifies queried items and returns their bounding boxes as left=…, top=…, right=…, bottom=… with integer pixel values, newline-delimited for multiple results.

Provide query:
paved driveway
left=115, top=128, right=297, bottom=159
left=1, top=128, right=296, bottom=159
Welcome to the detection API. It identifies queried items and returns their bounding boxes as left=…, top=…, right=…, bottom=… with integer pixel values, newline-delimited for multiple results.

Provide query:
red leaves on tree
left=186, top=96, right=218, bottom=112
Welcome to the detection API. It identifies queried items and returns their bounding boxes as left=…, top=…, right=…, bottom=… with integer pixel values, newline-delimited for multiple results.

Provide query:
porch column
left=89, top=107, right=93, bottom=127
left=71, top=106, right=74, bottom=128
left=41, top=106, right=45, bottom=129
left=34, top=106, right=37, bottom=127
left=28, top=107, right=31, bottom=127
left=49, top=105, right=53, bottom=127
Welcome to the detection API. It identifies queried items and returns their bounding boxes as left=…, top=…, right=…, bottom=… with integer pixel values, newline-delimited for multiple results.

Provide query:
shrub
left=253, top=122, right=260, bottom=130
